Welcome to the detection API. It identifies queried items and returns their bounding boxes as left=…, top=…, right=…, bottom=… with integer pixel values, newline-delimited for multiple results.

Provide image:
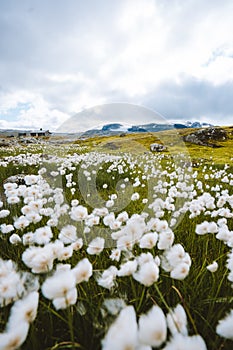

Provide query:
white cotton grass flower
left=106, top=199, right=114, bottom=208
left=71, top=199, right=79, bottom=207
left=157, top=229, right=174, bottom=250
left=117, top=259, right=138, bottom=277
left=24, top=174, right=40, bottom=185
left=131, top=192, right=140, bottom=201
left=195, top=221, right=218, bottom=235
left=167, top=304, right=188, bottom=336
left=53, top=287, right=78, bottom=310
left=58, top=225, right=77, bottom=244
left=102, top=306, right=138, bottom=350
left=72, top=258, right=93, bottom=284
left=163, top=333, right=207, bottom=350
left=170, top=262, right=190, bottom=280
left=9, top=234, right=21, bottom=245
left=22, top=245, right=55, bottom=273
left=110, top=248, right=121, bottom=262
left=98, top=266, right=118, bottom=289
left=0, top=270, right=23, bottom=303
left=206, top=261, right=218, bottom=272
left=33, top=226, right=53, bottom=245
left=139, top=232, right=158, bottom=249
left=116, top=235, right=134, bottom=251
left=22, top=232, right=35, bottom=246
left=116, top=211, right=129, bottom=222
left=87, top=237, right=105, bottom=255
left=26, top=212, right=42, bottom=224
left=0, top=321, right=30, bottom=350
left=42, top=269, right=76, bottom=301
left=14, top=216, right=30, bottom=230
left=138, top=305, right=167, bottom=347
left=1, top=224, right=15, bottom=234
left=137, top=252, right=154, bottom=266
left=56, top=245, right=73, bottom=261
left=133, top=261, right=159, bottom=286
left=216, top=309, right=233, bottom=340
left=164, top=244, right=187, bottom=270
left=70, top=205, right=88, bottom=221
left=8, top=291, right=39, bottom=326
left=0, top=209, right=10, bottom=218
left=71, top=238, right=83, bottom=251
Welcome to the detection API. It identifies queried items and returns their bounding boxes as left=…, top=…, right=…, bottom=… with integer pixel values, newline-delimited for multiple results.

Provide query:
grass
left=0, top=126, right=233, bottom=349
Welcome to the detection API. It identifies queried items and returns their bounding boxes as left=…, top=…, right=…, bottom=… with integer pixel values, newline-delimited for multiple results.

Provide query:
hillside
left=76, top=125, right=233, bottom=165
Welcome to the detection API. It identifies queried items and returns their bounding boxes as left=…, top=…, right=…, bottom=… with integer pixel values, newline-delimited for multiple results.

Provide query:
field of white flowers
left=0, top=140, right=233, bottom=350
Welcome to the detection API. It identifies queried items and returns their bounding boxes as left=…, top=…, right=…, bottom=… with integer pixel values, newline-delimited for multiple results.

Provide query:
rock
left=150, top=143, right=166, bottom=152
left=183, top=127, right=227, bottom=147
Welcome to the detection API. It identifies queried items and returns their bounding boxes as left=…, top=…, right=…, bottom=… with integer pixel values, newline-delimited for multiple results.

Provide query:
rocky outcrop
left=150, top=143, right=166, bottom=152
left=183, top=127, right=227, bottom=147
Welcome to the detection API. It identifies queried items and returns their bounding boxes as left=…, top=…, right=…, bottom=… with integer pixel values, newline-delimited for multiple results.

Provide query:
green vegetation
left=0, top=126, right=233, bottom=349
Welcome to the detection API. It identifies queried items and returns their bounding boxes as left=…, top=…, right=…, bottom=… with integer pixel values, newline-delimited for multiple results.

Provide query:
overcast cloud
left=0, top=0, right=233, bottom=131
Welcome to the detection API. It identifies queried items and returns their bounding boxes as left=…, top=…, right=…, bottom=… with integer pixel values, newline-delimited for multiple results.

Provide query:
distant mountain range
left=79, top=121, right=214, bottom=138
left=0, top=121, right=214, bottom=139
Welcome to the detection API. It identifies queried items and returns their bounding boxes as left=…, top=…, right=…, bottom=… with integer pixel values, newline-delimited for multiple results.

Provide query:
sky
left=0, top=0, right=233, bottom=132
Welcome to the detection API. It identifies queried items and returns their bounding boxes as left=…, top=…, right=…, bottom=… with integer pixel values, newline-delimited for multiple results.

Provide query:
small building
left=18, top=129, right=51, bottom=137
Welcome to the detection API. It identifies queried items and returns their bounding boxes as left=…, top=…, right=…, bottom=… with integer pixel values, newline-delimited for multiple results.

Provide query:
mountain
left=79, top=121, right=214, bottom=138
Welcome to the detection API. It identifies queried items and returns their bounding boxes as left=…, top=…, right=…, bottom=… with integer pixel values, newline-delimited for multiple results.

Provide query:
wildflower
left=26, top=212, right=42, bottom=224
left=22, top=246, right=54, bottom=273
left=139, top=232, right=158, bottom=249
left=170, top=262, right=190, bottom=280
left=138, top=305, right=167, bottom=347
left=34, top=226, right=53, bottom=245
left=71, top=199, right=79, bottom=206
left=157, top=229, right=174, bottom=250
left=24, top=174, right=40, bottom=185
left=0, top=322, right=30, bottom=350
left=14, top=216, right=30, bottom=230
left=42, top=269, right=76, bottom=300
left=70, top=205, right=88, bottom=221
left=58, top=225, right=77, bottom=244
left=196, top=221, right=218, bottom=235
left=72, top=258, right=93, bottom=283
left=0, top=209, right=10, bottom=218
left=87, top=237, right=105, bottom=255
left=8, top=292, right=39, bottom=325
left=110, top=248, right=121, bottom=262
left=116, top=211, right=129, bottom=222
left=53, top=287, right=77, bottom=310
left=56, top=245, right=73, bottom=261
left=165, top=244, right=186, bottom=269
left=98, top=266, right=118, bottom=289
left=103, top=213, right=115, bottom=226
left=106, top=199, right=114, bottom=208
left=207, top=261, right=218, bottom=272
left=71, top=238, right=83, bottom=251
left=167, top=304, right=188, bottom=336
left=133, top=261, right=159, bottom=286
left=117, top=259, right=138, bottom=277
left=9, top=234, right=21, bottom=245
left=1, top=224, right=15, bottom=234
left=131, top=192, right=140, bottom=201
left=22, top=232, right=35, bottom=246
left=216, top=309, right=233, bottom=340
left=163, top=333, right=207, bottom=350
left=102, top=306, right=138, bottom=350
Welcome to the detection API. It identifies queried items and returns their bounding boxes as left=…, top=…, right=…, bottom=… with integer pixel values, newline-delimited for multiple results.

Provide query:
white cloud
left=0, top=0, right=233, bottom=129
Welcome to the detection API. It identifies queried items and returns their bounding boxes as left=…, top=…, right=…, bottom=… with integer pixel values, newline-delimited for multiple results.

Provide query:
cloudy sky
left=0, top=0, right=233, bottom=131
